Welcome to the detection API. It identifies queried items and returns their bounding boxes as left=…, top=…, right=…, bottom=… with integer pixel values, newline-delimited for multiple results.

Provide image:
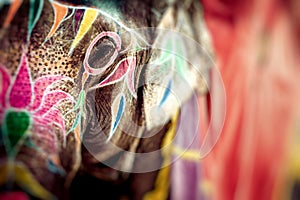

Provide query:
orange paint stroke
left=46, top=1, right=68, bottom=39
left=3, top=0, right=23, bottom=28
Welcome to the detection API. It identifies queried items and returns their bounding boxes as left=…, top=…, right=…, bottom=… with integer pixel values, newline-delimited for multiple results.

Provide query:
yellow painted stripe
left=276, top=134, right=300, bottom=200
left=143, top=111, right=179, bottom=200
left=171, top=145, right=201, bottom=161
left=289, top=144, right=300, bottom=178
left=69, top=8, right=98, bottom=55
left=0, top=163, right=55, bottom=199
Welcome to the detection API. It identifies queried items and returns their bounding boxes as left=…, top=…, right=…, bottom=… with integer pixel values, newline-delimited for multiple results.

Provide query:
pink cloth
left=201, top=0, right=300, bottom=199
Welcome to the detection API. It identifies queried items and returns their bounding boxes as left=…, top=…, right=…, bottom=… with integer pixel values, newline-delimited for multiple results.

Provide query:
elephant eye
left=87, top=37, right=117, bottom=69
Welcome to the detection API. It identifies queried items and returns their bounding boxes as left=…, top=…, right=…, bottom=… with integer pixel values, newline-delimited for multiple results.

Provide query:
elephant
left=0, top=0, right=213, bottom=199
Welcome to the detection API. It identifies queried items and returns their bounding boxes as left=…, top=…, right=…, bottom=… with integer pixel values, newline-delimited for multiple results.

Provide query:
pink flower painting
left=0, top=53, right=73, bottom=156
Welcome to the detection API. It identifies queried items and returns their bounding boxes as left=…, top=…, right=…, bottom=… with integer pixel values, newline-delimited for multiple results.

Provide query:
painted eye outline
left=83, top=31, right=137, bottom=97
left=83, top=31, right=122, bottom=75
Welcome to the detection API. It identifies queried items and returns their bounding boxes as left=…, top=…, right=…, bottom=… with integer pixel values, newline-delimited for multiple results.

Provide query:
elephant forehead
left=0, top=0, right=127, bottom=83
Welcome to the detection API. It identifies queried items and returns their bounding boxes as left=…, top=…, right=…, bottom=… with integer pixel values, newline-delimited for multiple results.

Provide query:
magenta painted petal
left=0, top=65, right=11, bottom=109
left=42, top=108, right=65, bottom=131
left=29, top=76, right=64, bottom=111
left=42, top=108, right=66, bottom=145
left=126, top=62, right=137, bottom=98
left=9, top=54, right=32, bottom=108
left=34, top=91, right=72, bottom=116
left=32, top=119, right=58, bottom=154
left=92, top=57, right=136, bottom=90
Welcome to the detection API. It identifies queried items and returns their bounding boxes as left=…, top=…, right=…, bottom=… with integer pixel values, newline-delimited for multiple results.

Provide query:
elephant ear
left=143, top=7, right=192, bottom=130
left=143, top=5, right=210, bottom=130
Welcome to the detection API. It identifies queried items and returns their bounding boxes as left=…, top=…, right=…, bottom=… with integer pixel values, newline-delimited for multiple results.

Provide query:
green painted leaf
left=4, top=111, right=31, bottom=148
left=28, top=0, right=44, bottom=40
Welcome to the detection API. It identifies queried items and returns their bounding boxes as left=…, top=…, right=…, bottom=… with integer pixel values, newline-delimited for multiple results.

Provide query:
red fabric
left=201, top=0, right=300, bottom=199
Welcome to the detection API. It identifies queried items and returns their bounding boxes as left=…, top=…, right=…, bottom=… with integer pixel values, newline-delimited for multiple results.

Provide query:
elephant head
left=0, top=0, right=213, bottom=199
